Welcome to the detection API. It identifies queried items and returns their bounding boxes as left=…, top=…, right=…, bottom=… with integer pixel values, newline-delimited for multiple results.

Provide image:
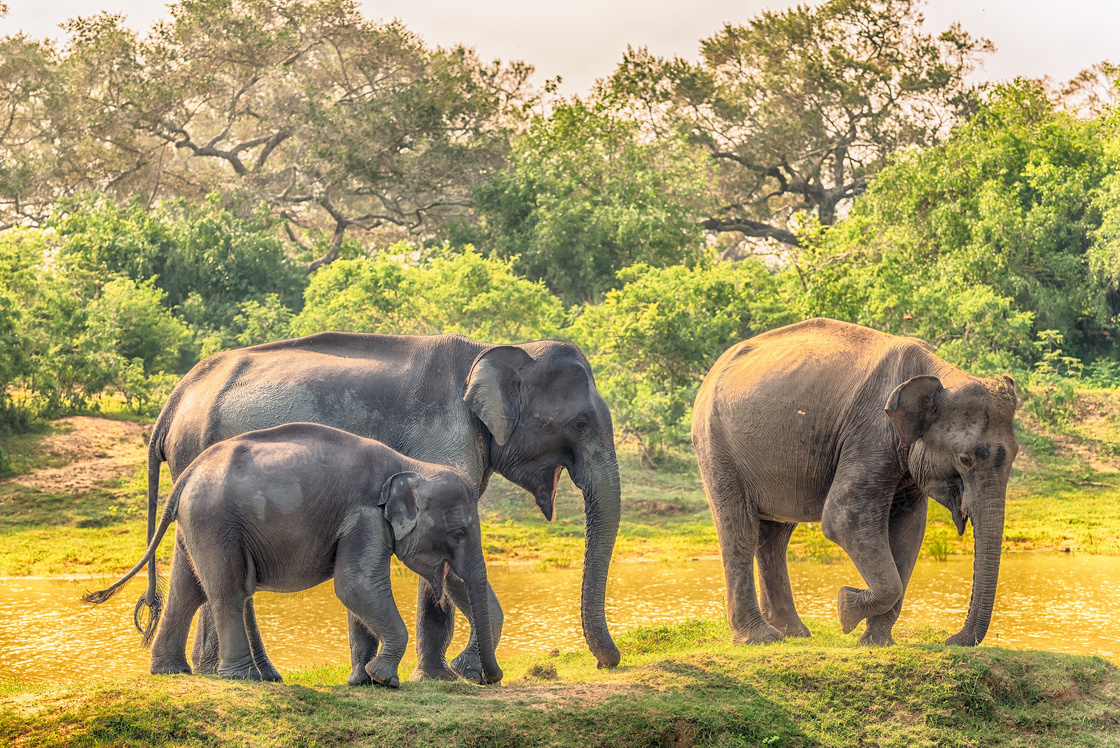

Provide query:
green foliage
left=0, top=227, right=193, bottom=415
left=471, top=98, right=712, bottom=304
left=82, top=277, right=190, bottom=375
left=51, top=195, right=307, bottom=336
left=293, top=246, right=565, bottom=343
left=232, top=295, right=295, bottom=347
left=798, top=80, right=1115, bottom=367
left=571, top=258, right=793, bottom=452
left=1022, top=330, right=1083, bottom=428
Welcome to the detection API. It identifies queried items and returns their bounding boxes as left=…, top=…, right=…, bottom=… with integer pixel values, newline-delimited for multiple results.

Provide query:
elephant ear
left=379, top=472, right=422, bottom=538
left=464, top=345, right=533, bottom=446
left=885, top=375, right=944, bottom=446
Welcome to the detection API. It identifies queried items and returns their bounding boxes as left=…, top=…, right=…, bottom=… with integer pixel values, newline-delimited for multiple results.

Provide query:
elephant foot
left=731, top=622, right=784, bottom=645
left=150, top=658, right=191, bottom=676
left=409, top=662, right=459, bottom=682
left=764, top=614, right=811, bottom=638
left=858, top=627, right=895, bottom=646
left=348, top=665, right=373, bottom=686
left=191, top=650, right=221, bottom=675
left=249, top=662, right=283, bottom=682
left=365, top=657, right=401, bottom=688
left=945, top=630, right=981, bottom=647
left=217, top=661, right=256, bottom=680
left=449, top=650, right=484, bottom=684
left=838, top=586, right=867, bottom=635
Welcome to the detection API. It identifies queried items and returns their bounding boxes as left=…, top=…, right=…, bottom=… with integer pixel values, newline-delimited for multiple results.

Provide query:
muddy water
left=2, top=553, right=1117, bottom=685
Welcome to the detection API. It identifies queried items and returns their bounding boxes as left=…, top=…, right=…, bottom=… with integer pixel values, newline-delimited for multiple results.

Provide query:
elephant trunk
left=579, top=444, right=622, bottom=668
left=946, top=484, right=1006, bottom=646
left=465, top=546, right=502, bottom=684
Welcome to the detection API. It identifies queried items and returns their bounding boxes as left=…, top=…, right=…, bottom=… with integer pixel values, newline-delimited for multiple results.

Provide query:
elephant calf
left=692, top=318, right=1018, bottom=647
left=85, top=423, right=502, bottom=688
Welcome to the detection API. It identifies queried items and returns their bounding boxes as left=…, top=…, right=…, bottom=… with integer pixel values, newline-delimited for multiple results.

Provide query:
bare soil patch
left=1, top=417, right=148, bottom=493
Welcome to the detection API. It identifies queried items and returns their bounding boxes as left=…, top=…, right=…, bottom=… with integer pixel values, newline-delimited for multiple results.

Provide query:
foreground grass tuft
left=3, top=619, right=1117, bottom=747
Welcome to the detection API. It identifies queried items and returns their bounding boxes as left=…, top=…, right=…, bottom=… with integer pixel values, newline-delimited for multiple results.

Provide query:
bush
left=51, top=194, right=307, bottom=340
left=571, top=258, right=794, bottom=455
left=292, top=245, right=565, bottom=343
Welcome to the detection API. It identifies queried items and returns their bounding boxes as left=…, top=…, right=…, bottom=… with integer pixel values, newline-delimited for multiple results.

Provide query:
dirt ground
left=1, top=416, right=148, bottom=493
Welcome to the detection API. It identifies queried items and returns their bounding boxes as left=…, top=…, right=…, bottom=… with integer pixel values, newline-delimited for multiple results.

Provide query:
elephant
left=691, top=318, right=1018, bottom=647
left=86, top=423, right=502, bottom=688
left=136, top=332, right=621, bottom=684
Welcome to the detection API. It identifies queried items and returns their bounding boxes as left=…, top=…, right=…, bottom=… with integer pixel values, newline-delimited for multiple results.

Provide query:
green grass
left=2, top=618, right=1117, bottom=747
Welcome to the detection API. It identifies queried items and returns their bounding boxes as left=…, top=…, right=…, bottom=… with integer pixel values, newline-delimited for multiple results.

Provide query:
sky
left=2, top=0, right=1117, bottom=96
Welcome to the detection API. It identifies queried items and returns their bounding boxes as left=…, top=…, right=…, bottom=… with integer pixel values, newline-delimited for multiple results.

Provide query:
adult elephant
left=139, top=332, right=621, bottom=683
left=692, top=318, right=1018, bottom=647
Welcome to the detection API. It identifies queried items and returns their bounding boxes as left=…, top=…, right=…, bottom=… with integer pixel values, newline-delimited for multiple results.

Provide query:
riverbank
left=3, top=394, right=1120, bottom=577
left=2, top=618, right=1117, bottom=747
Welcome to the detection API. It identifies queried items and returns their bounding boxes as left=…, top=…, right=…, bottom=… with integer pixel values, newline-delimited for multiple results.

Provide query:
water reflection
left=1, top=553, right=1117, bottom=685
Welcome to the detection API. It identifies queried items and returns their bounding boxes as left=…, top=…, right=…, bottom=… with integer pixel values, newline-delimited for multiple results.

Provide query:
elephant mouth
left=532, top=466, right=563, bottom=521
left=429, top=560, right=452, bottom=607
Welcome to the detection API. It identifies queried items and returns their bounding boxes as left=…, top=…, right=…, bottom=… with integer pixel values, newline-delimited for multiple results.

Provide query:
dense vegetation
left=1, top=0, right=1119, bottom=467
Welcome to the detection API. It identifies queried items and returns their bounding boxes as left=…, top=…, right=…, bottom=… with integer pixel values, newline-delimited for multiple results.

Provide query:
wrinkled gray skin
left=692, top=319, right=1018, bottom=647
left=141, top=333, right=621, bottom=683
left=87, top=424, right=502, bottom=687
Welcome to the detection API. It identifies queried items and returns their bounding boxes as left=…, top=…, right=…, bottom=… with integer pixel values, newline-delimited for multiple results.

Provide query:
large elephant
left=139, top=333, right=621, bottom=683
left=691, top=318, right=1018, bottom=647
left=88, top=423, right=502, bottom=687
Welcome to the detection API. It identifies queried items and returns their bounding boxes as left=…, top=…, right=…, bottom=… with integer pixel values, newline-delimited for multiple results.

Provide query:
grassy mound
left=3, top=619, right=1117, bottom=747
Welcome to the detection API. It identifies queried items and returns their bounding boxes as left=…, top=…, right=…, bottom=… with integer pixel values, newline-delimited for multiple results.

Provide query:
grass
left=1, top=618, right=1117, bottom=747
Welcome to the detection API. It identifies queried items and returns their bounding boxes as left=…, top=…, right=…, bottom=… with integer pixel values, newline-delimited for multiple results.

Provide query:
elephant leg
left=444, top=573, right=504, bottom=684
left=335, top=566, right=407, bottom=689
left=700, top=460, right=782, bottom=644
left=242, top=598, right=282, bottom=682
left=190, top=605, right=220, bottom=674
left=409, top=578, right=458, bottom=682
left=862, top=489, right=928, bottom=646
left=346, top=612, right=380, bottom=686
left=757, top=520, right=810, bottom=637
left=151, top=532, right=205, bottom=675
left=821, top=466, right=904, bottom=637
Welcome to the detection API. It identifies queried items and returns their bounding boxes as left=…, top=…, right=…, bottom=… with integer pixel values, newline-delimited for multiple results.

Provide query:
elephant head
left=886, top=373, right=1018, bottom=646
left=463, top=341, right=621, bottom=668
left=380, top=471, right=502, bottom=684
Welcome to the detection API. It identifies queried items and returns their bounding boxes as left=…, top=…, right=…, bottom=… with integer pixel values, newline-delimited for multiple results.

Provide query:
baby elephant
left=85, top=423, right=502, bottom=688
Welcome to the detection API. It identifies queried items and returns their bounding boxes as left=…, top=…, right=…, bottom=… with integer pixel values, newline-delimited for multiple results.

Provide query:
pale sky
left=3, top=1, right=1117, bottom=95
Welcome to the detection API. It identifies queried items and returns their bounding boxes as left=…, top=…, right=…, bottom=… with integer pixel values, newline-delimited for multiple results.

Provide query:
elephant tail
left=83, top=475, right=183, bottom=646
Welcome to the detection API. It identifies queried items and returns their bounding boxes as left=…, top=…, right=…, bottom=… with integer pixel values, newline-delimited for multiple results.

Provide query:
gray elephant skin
left=87, top=423, right=502, bottom=688
left=691, top=318, right=1018, bottom=647
left=139, top=332, right=621, bottom=683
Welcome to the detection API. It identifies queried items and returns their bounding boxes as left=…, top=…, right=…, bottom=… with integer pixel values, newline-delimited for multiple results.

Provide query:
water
left=2, top=553, right=1117, bottom=685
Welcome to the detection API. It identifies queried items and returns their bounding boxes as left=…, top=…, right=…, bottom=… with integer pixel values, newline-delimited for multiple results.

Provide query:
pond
left=2, top=552, right=1117, bottom=685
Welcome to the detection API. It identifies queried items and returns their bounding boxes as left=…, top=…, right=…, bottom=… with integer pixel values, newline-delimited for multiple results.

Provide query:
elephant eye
left=568, top=416, right=591, bottom=435
left=450, top=527, right=468, bottom=544
left=958, top=453, right=973, bottom=470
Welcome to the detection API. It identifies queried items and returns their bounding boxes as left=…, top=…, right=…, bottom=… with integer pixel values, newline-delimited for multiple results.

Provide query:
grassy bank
left=2, top=386, right=1120, bottom=578
left=2, top=618, right=1117, bottom=747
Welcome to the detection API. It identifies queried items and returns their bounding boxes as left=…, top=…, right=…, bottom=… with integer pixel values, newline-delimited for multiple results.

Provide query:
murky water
left=2, top=553, right=1117, bottom=685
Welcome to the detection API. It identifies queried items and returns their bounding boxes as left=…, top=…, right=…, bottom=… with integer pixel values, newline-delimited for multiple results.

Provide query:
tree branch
left=700, top=217, right=800, bottom=246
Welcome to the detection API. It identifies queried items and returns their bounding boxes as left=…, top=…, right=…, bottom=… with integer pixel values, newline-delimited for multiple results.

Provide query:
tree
left=0, top=0, right=535, bottom=264
left=609, top=0, right=992, bottom=248
left=470, top=98, right=714, bottom=304
left=798, top=80, right=1113, bottom=367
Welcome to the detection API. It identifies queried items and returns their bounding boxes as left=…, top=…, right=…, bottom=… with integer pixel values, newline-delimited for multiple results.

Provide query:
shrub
left=292, top=245, right=565, bottom=343
left=570, top=258, right=794, bottom=455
